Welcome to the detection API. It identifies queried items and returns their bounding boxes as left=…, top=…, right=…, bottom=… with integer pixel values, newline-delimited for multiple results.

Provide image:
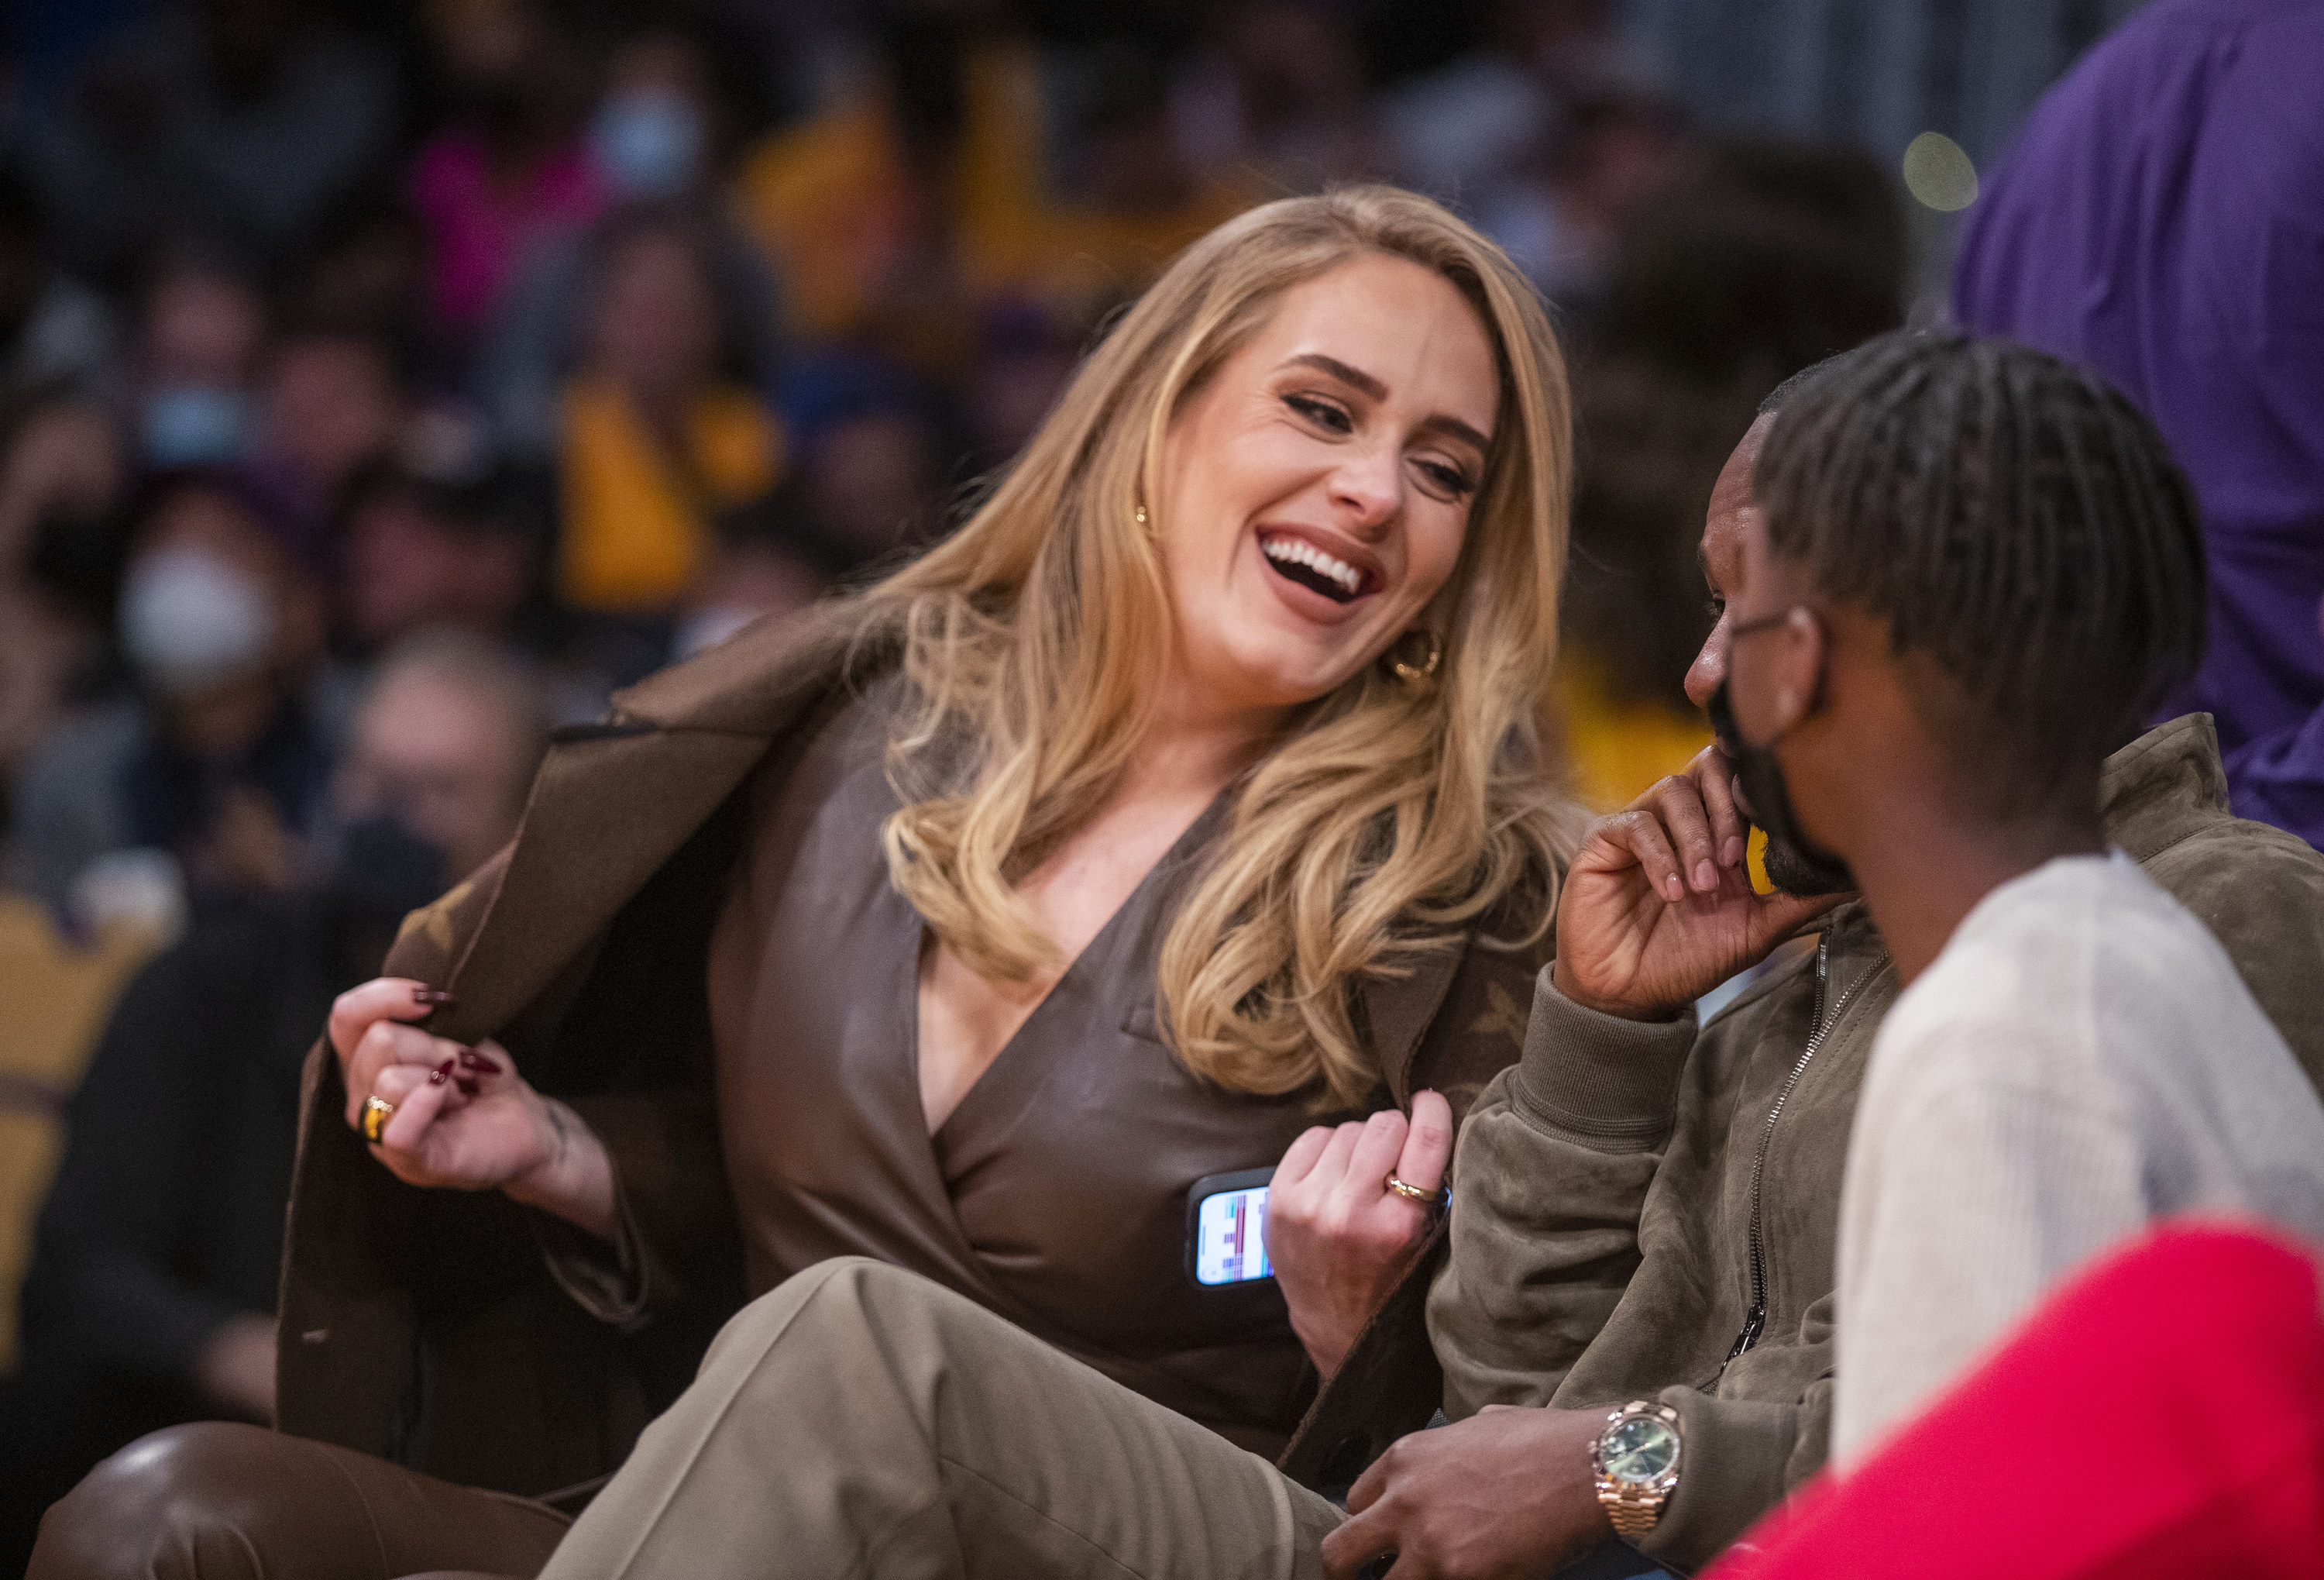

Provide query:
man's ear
left=1762, top=607, right=1828, bottom=735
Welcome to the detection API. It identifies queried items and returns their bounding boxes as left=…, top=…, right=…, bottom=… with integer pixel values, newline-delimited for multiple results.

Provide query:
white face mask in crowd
left=119, top=546, right=277, bottom=695
left=590, top=88, right=706, bottom=198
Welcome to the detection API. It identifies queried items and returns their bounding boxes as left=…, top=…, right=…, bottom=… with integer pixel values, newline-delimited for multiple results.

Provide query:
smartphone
left=1186, top=1167, right=1275, bottom=1285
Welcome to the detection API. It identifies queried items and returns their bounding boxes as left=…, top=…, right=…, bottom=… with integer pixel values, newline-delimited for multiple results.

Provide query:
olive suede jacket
left=1418, top=713, right=2324, bottom=1571
left=272, top=598, right=1545, bottom=1497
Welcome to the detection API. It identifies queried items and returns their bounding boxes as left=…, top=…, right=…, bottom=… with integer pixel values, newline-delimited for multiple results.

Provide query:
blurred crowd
left=0, top=0, right=1907, bottom=1558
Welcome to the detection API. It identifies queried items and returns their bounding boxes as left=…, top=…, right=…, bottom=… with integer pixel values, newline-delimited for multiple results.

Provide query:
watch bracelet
left=1596, top=1478, right=1664, bottom=1540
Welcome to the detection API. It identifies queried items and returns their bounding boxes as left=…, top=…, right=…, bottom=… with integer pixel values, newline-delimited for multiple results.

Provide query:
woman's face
left=1155, top=252, right=1498, bottom=720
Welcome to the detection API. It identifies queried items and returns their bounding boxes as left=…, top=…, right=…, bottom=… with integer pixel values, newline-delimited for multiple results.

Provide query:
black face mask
left=1707, top=680, right=1855, bottom=897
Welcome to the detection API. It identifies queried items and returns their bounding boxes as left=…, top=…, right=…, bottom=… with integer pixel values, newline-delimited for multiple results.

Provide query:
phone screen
left=1191, top=1184, right=1273, bottom=1285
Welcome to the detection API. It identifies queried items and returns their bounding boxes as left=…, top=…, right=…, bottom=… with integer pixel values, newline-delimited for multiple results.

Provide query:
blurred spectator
left=335, top=453, right=539, bottom=656
left=12, top=0, right=397, bottom=284
left=1474, top=83, right=1685, bottom=312
left=125, top=256, right=267, bottom=470
left=283, top=184, right=431, bottom=373
left=1954, top=0, right=2324, bottom=852
left=731, top=9, right=978, bottom=364
left=6, top=467, right=334, bottom=913
left=587, top=27, right=717, bottom=205
left=554, top=207, right=784, bottom=617
left=960, top=298, right=1083, bottom=474
left=0, top=630, right=549, bottom=1574
left=247, top=325, right=407, bottom=527
left=811, top=411, right=938, bottom=563
left=0, top=166, right=118, bottom=420
left=325, top=628, right=550, bottom=884
left=1379, top=0, right=1624, bottom=200
left=732, top=12, right=1247, bottom=373
left=782, top=349, right=944, bottom=573
left=1590, top=139, right=1907, bottom=386
left=673, top=482, right=835, bottom=663
left=0, top=401, right=128, bottom=778
left=1168, top=0, right=1385, bottom=194
left=406, top=0, right=605, bottom=342
left=476, top=26, right=784, bottom=463
left=0, top=402, right=124, bottom=584
left=1029, top=40, right=1259, bottom=322
left=1556, top=139, right=1904, bottom=811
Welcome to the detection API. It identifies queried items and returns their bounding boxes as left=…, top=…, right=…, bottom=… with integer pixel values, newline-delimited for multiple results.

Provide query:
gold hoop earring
left=1388, top=628, right=1443, bottom=686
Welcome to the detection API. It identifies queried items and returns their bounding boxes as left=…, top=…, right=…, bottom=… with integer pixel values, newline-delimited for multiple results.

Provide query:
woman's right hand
left=1267, top=1092, right=1453, bottom=1379
left=328, top=978, right=615, bottom=1238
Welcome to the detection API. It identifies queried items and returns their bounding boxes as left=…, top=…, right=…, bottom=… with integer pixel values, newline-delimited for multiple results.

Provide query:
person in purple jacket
left=1953, top=0, right=2324, bottom=850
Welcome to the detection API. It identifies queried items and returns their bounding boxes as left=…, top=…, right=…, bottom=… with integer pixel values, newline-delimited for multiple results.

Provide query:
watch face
left=1601, top=1416, right=1679, bottom=1484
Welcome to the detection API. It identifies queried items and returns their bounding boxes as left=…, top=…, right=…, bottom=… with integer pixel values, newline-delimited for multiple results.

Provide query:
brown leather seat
left=28, top=1423, right=569, bottom=1580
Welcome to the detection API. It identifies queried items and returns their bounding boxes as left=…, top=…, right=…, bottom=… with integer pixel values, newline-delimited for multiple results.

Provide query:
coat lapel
left=1360, top=942, right=1467, bottom=1107
left=421, top=602, right=896, bottom=1048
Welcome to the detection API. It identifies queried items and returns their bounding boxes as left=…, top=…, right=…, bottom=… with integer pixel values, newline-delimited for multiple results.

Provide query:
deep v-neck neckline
left=912, top=790, right=1232, bottom=1150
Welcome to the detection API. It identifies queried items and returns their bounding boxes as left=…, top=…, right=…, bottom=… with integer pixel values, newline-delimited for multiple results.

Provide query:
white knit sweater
left=1831, top=852, right=2324, bottom=1467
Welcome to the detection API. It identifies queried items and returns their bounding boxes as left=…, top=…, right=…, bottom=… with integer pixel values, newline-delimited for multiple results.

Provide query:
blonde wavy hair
left=865, top=185, right=1582, bottom=1109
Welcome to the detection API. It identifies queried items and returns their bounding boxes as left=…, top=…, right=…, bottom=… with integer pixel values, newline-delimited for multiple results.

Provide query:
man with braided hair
left=1310, top=332, right=2324, bottom=1578
left=1743, top=338, right=2324, bottom=1464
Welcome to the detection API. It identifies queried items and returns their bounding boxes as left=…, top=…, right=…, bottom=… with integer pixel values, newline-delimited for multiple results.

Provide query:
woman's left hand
left=1267, top=1089, right=1453, bottom=1379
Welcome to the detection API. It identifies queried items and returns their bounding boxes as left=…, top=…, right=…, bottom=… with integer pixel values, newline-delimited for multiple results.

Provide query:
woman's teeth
left=1260, top=535, right=1364, bottom=601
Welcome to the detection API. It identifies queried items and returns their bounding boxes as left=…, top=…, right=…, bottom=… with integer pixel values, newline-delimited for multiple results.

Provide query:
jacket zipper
left=1721, top=932, right=1872, bottom=1368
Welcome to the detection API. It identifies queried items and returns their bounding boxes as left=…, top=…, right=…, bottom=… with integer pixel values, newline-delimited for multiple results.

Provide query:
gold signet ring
left=362, top=1095, right=396, bottom=1145
left=1385, top=1172, right=1449, bottom=1207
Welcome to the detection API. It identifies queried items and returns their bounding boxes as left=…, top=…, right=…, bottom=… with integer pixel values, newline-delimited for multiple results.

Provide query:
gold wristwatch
left=1591, top=1399, right=1683, bottom=1540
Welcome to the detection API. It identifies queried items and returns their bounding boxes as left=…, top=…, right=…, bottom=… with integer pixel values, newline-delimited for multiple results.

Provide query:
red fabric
left=1706, top=1223, right=2324, bottom=1580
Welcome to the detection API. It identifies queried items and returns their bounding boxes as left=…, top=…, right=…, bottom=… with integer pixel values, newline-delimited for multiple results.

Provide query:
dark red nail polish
left=428, top=1058, right=456, bottom=1086
left=456, top=1049, right=501, bottom=1074
left=412, top=987, right=456, bottom=1007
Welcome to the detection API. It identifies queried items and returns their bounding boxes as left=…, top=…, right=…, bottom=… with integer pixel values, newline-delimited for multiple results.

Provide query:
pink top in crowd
left=407, top=133, right=610, bottom=334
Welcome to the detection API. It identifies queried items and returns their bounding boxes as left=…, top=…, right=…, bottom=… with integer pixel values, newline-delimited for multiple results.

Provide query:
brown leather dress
left=558, top=676, right=1320, bottom=1448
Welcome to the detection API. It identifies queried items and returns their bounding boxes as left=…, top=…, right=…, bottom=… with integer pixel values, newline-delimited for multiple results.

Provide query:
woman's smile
left=1255, top=525, right=1382, bottom=613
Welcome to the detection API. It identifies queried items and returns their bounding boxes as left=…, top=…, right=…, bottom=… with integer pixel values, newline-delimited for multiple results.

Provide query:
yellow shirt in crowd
left=732, top=42, right=1257, bottom=365
left=557, top=377, right=786, bottom=614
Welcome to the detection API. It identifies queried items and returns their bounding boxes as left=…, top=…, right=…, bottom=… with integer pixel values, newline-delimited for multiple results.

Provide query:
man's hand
left=1553, top=744, right=1845, bottom=1021
left=1321, top=1405, right=1612, bottom=1579
left=1267, top=1093, right=1452, bottom=1377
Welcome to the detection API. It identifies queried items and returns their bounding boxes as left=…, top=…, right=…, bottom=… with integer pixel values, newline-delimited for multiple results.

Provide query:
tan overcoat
left=273, top=598, right=1545, bottom=1498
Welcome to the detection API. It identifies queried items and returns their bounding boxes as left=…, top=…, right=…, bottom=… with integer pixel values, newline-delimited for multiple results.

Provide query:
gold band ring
left=1384, top=1172, right=1449, bottom=1207
left=361, top=1095, right=396, bottom=1145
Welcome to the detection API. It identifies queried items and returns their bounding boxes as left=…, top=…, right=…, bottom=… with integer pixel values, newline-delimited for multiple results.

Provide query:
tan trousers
left=538, top=1258, right=1346, bottom=1580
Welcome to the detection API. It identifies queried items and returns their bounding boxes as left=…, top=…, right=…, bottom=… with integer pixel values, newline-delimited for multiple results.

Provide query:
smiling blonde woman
left=33, top=187, right=1586, bottom=1580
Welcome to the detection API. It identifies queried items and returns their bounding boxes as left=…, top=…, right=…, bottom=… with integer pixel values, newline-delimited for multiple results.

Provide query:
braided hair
left=1752, top=331, right=2207, bottom=814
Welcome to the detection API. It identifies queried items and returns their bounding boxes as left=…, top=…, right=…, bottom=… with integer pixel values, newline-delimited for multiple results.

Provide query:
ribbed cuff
left=1506, top=966, right=1694, bottom=1152
left=1639, top=1387, right=1800, bottom=1570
